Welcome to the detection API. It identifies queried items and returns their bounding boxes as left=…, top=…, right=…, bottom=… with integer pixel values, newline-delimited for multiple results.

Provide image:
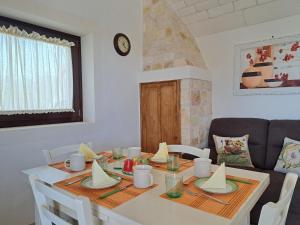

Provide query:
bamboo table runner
left=160, top=175, right=260, bottom=219
left=49, top=152, right=114, bottom=173
left=55, top=172, right=156, bottom=209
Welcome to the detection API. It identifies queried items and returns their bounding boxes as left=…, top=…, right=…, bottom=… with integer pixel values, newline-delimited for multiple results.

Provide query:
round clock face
left=114, top=33, right=131, bottom=56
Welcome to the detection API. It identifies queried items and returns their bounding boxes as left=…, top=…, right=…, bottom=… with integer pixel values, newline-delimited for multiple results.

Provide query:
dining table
left=22, top=151, right=270, bottom=225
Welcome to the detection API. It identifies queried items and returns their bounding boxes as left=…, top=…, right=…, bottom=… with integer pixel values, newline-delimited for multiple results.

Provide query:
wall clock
left=113, top=33, right=131, bottom=56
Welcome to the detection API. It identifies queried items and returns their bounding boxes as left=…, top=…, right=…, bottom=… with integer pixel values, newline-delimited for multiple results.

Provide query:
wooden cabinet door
left=140, top=80, right=181, bottom=153
left=160, top=81, right=181, bottom=145
left=140, top=83, right=161, bottom=153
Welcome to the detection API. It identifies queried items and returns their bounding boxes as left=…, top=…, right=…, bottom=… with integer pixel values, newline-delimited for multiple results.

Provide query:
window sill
left=0, top=121, right=93, bottom=133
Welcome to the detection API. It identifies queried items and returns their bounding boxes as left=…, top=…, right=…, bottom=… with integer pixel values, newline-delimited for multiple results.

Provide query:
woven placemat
left=49, top=152, right=114, bottom=173
left=161, top=175, right=260, bottom=219
left=55, top=172, right=156, bottom=209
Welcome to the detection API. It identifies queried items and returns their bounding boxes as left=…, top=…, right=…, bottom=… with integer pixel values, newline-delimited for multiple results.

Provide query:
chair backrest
left=168, top=145, right=210, bottom=158
left=258, top=173, right=298, bottom=225
left=29, top=175, right=94, bottom=225
left=43, top=142, right=92, bottom=164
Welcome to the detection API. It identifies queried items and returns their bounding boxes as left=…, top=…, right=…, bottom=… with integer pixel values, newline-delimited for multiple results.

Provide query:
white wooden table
left=23, top=159, right=269, bottom=225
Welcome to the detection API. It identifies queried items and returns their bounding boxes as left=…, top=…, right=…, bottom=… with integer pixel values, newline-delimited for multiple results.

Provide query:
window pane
left=0, top=31, right=74, bottom=115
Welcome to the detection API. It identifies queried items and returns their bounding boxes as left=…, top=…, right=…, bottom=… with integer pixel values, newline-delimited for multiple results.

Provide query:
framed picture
left=234, top=34, right=300, bottom=95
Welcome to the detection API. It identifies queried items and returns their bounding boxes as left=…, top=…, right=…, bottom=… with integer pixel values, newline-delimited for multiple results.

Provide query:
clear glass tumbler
left=167, top=155, right=180, bottom=171
left=165, top=173, right=183, bottom=198
left=97, top=156, right=108, bottom=171
left=112, top=147, right=124, bottom=159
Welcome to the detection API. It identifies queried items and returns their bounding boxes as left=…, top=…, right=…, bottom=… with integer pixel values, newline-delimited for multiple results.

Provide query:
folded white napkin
left=201, top=163, right=226, bottom=190
left=152, top=142, right=169, bottom=162
left=79, top=143, right=97, bottom=161
left=92, top=160, right=116, bottom=187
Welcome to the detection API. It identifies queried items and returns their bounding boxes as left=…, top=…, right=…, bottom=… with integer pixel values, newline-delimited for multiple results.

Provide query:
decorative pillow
left=274, top=137, right=300, bottom=176
left=213, top=134, right=253, bottom=167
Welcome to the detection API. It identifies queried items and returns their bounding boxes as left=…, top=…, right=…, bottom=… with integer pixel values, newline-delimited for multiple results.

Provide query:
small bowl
left=264, top=79, right=283, bottom=88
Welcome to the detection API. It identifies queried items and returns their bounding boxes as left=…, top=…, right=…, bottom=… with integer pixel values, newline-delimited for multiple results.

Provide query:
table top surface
left=23, top=156, right=270, bottom=225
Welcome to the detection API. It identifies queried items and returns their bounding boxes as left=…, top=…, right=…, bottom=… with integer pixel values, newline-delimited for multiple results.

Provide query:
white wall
left=0, top=1, right=142, bottom=224
left=197, top=14, right=300, bottom=120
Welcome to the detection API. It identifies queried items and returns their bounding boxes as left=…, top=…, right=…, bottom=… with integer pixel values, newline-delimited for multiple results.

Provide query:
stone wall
left=143, top=0, right=212, bottom=148
left=181, top=79, right=212, bottom=148
left=143, top=0, right=207, bottom=71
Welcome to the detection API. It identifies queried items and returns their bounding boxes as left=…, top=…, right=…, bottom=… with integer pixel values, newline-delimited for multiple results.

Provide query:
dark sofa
left=208, top=118, right=300, bottom=225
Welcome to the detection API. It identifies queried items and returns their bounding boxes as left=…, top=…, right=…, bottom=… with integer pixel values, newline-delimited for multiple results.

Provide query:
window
left=0, top=16, right=82, bottom=128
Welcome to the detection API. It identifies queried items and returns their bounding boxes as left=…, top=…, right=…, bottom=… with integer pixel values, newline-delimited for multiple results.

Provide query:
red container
left=123, top=159, right=134, bottom=174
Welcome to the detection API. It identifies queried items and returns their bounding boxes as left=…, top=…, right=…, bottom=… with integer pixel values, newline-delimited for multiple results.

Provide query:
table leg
left=34, top=205, right=41, bottom=225
left=241, top=214, right=250, bottom=225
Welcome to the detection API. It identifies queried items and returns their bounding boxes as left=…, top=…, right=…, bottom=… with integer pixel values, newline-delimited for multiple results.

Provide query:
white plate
left=80, top=175, right=121, bottom=189
left=150, top=157, right=167, bottom=164
left=194, top=178, right=238, bottom=194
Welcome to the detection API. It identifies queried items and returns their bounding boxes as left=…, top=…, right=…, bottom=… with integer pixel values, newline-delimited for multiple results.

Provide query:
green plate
left=80, top=175, right=121, bottom=189
left=194, top=178, right=238, bottom=194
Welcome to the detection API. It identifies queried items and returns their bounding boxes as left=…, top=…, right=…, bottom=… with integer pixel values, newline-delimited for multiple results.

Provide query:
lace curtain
left=0, top=26, right=75, bottom=115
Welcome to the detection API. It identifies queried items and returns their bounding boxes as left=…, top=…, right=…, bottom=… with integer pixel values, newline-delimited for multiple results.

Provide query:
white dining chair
left=42, top=142, right=93, bottom=164
left=258, top=172, right=298, bottom=225
left=29, top=175, right=95, bottom=225
left=167, top=145, right=210, bottom=158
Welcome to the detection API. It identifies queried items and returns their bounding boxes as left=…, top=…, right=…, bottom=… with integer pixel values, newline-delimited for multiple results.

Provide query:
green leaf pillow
left=213, top=134, right=253, bottom=167
left=274, top=137, right=300, bottom=176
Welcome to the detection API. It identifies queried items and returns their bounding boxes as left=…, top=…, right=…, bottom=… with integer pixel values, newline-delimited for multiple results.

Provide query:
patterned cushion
left=213, top=134, right=253, bottom=167
left=274, top=137, right=300, bottom=176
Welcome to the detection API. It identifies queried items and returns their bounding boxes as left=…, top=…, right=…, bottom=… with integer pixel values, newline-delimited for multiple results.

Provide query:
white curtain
left=0, top=26, right=74, bottom=115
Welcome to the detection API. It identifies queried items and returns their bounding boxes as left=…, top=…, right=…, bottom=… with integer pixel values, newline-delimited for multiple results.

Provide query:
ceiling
left=166, top=0, right=300, bottom=37
left=5, top=0, right=300, bottom=40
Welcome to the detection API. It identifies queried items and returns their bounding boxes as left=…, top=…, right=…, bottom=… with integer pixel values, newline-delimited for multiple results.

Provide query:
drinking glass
left=97, top=156, right=108, bottom=171
left=165, top=173, right=183, bottom=198
left=112, top=147, right=123, bottom=159
left=167, top=155, right=180, bottom=171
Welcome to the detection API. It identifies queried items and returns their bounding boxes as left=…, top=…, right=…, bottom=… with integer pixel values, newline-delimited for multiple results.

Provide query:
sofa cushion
left=251, top=170, right=300, bottom=225
left=274, top=137, right=300, bottom=176
left=229, top=166, right=300, bottom=224
left=251, top=203, right=300, bottom=225
left=213, top=134, right=253, bottom=167
left=266, top=120, right=300, bottom=170
left=262, top=170, right=300, bottom=216
left=208, top=118, right=269, bottom=169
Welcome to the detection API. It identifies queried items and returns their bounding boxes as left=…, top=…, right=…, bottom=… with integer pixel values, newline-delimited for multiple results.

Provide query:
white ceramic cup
left=64, top=153, right=86, bottom=171
left=194, top=158, right=212, bottom=178
left=127, top=147, right=141, bottom=159
left=133, top=165, right=154, bottom=188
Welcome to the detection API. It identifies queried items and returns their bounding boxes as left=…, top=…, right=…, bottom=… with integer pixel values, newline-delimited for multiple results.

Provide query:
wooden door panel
left=160, top=81, right=181, bottom=145
left=140, top=80, right=181, bottom=154
left=140, top=83, right=161, bottom=153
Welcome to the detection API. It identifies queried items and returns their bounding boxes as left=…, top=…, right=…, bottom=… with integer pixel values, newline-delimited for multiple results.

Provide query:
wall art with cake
left=234, top=34, right=300, bottom=95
